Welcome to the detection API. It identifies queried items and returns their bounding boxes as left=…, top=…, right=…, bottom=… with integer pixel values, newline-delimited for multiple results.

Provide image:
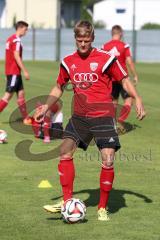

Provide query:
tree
left=12, top=15, right=17, bottom=28
left=141, top=22, right=160, bottom=30
left=80, top=0, right=93, bottom=22
left=94, top=20, right=106, bottom=29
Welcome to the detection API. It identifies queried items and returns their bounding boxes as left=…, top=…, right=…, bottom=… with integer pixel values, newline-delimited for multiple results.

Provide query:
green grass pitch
left=0, top=61, right=159, bottom=240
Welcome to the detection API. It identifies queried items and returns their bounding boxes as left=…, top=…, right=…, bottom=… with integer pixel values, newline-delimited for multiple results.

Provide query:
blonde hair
left=74, top=20, right=94, bottom=38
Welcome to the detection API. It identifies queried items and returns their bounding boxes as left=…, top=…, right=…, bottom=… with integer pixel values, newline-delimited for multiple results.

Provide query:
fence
left=0, top=28, right=160, bottom=62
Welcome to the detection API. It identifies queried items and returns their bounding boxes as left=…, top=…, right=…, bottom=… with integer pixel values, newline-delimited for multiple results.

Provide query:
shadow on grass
left=2, top=117, right=22, bottom=124
left=51, top=188, right=152, bottom=214
left=46, top=214, right=88, bottom=224
left=46, top=216, right=62, bottom=221
left=118, top=121, right=141, bottom=135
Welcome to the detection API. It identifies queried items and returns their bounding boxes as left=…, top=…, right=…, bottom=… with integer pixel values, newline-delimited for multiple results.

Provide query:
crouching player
left=32, top=102, right=63, bottom=143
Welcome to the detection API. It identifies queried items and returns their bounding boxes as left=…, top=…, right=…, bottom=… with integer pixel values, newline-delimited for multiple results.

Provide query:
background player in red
left=0, top=21, right=31, bottom=124
left=102, top=25, right=138, bottom=132
left=34, top=21, right=145, bottom=221
left=32, top=101, right=63, bottom=143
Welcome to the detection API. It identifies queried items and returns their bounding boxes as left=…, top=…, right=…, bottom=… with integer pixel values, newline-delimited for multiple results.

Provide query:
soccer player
left=0, top=21, right=31, bottom=124
left=102, top=25, right=139, bottom=132
left=32, top=102, right=63, bottom=143
left=34, top=21, right=145, bottom=221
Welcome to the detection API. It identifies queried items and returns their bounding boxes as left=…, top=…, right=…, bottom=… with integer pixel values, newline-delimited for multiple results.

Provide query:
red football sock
left=118, top=104, right=131, bottom=123
left=32, top=118, right=41, bottom=138
left=0, top=99, right=8, bottom=112
left=43, top=116, right=50, bottom=138
left=58, top=158, right=75, bottom=201
left=98, top=167, right=114, bottom=209
left=17, top=98, right=28, bottom=119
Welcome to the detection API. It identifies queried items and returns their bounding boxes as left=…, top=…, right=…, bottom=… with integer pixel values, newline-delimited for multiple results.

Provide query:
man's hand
left=34, top=104, right=49, bottom=123
left=135, top=96, right=146, bottom=120
left=23, top=70, right=30, bottom=80
left=33, top=85, right=63, bottom=122
left=133, top=75, right=138, bottom=86
left=122, top=77, right=145, bottom=120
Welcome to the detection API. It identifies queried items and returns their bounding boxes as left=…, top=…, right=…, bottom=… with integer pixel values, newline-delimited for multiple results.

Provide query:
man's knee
left=60, top=139, right=76, bottom=159
left=101, top=152, right=115, bottom=168
left=60, top=148, right=73, bottom=159
left=3, top=92, right=13, bottom=101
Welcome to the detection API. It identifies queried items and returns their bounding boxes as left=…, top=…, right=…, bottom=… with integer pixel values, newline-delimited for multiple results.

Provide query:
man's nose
left=81, top=41, right=85, bottom=46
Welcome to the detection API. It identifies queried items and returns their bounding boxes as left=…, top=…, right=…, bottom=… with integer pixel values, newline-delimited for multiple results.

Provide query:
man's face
left=19, top=26, right=28, bottom=37
left=75, top=35, right=94, bottom=57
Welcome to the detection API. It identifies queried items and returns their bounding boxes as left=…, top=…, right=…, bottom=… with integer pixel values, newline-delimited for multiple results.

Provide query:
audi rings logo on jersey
left=73, top=73, right=98, bottom=83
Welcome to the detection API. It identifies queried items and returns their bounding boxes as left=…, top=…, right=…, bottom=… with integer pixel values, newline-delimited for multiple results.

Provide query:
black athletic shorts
left=6, top=75, right=24, bottom=93
left=112, top=81, right=130, bottom=100
left=38, top=123, right=63, bottom=139
left=63, top=115, right=121, bottom=151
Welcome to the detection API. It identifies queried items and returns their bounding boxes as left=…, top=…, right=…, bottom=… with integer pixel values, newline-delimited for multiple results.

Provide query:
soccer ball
left=0, top=129, right=7, bottom=143
left=61, top=198, right=86, bottom=223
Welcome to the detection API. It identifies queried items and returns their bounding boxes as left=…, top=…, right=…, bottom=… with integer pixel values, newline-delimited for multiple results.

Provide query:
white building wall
left=93, top=0, right=160, bottom=30
left=5, top=0, right=58, bottom=28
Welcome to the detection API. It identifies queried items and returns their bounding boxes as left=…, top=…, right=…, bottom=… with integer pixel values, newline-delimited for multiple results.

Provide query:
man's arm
left=107, top=58, right=145, bottom=120
left=34, top=84, right=63, bottom=122
left=14, top=51, right=30, bottom=80
left=126, top=56, right=138, bottom=85
left=121, top=77, right=145, bottom=120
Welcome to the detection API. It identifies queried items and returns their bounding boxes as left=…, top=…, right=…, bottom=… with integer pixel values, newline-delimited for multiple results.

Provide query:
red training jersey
left=57, top=48, right=127, bottom=118
left=102, top=40, right=131, bottom=74
left=5, top=34, right=23, bottom=75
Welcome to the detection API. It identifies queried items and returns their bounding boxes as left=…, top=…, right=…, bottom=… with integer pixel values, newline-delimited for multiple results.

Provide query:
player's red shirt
left=57, top=48, right=127, bottom=118
left=5, top=34, right=23, bottom=75
left=102, top=40, right=131, bottom=73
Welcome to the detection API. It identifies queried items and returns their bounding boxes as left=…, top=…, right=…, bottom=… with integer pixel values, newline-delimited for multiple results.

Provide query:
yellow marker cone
left=38, top=180, right=52, bottom=188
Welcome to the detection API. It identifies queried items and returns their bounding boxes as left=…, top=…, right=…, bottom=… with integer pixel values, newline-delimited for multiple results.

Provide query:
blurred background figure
left=32, top=102, right=63, bottom=143
left=0, top=21, right=31, bottom=125
left=102, top=25, right=138, bottom=133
